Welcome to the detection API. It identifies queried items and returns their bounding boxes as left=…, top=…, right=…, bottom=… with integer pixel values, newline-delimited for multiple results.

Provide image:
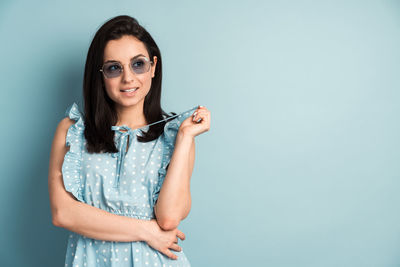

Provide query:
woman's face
left=102, top=35, right=157, bottom=109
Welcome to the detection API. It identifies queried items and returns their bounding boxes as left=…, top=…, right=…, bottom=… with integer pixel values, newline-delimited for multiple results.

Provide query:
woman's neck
left=115, top=101, right=148, bottom=129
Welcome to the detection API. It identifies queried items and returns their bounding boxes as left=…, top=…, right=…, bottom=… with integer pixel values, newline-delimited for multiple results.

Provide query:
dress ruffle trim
left=61, top=102, right=85, bottom=202
left=152, top=106, right=198, bottom=206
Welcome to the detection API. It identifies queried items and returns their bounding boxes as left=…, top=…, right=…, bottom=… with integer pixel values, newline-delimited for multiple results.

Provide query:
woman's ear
left=151, top=56, right=157, bottom=78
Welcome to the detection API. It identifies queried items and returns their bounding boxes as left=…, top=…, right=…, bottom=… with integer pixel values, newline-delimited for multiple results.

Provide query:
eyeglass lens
left=102, top=57, right=151, bottom=78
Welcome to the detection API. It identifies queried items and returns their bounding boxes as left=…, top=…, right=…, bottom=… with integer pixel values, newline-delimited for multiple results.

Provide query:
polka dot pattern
left=62, top=102, right=197, bottom=267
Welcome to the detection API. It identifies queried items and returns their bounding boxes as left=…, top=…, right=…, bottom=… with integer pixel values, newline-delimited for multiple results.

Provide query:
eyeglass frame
left=99, top=56, right=154, bottom=79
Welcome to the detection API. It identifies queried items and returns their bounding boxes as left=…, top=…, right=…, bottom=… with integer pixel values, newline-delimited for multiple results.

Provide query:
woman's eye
left=132, top=60, right=145, bottom=68
left=107, top=64, right=121, bottom=71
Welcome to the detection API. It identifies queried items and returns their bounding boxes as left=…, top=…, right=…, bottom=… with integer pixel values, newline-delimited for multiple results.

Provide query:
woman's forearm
left=56, top=199, right=148, bottom=242
left=50, top=118, right=152, bottom=243
left=154, top=130, right=195, bottom=229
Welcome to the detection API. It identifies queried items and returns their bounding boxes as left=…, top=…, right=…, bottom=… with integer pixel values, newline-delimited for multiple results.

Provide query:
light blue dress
left=62, top=102, right=198, bottom=267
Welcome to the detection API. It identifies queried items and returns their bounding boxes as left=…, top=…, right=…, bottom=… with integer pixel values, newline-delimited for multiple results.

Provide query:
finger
left=192, top=110, right=207, bottom=122
left=194, top=113, right=208, bottom=123
left=192, top=113, right=202, bottom=122
left=176, top=230, right=186, bottom=241
left=163, top=249, right=178, bottom=260
left=193, top=117, right=202, bottom=123
left=195, top=109, right=209, bottom=116
left=170, top=243, right=182, bottom=252
left=198, top=105, right=207, bottom=110
left=192, top=109, right=207, bottom=117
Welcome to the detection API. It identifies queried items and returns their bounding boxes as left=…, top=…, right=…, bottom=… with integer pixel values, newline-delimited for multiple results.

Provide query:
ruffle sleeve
left=61, top=102, right=85, bottom=202
left=152, top=106, right=198, bottom=206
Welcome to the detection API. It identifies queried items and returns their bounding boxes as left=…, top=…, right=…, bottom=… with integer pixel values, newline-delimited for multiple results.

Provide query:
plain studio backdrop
left=0, top=0, right=399, bottom=266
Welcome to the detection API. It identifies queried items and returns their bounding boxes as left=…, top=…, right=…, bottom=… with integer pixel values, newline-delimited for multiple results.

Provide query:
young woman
left=48, top=15, right=210, bottom=267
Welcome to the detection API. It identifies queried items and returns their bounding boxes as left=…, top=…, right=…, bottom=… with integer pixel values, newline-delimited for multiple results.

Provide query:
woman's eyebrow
left=104, top=54, right=146, bottom=64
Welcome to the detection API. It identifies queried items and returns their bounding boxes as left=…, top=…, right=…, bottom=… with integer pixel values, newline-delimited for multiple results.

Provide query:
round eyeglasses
left=99, top=56, right=154, bottom=79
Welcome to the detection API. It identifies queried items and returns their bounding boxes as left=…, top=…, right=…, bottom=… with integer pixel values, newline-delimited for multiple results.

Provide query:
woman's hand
left=179, top=105, right=211, bottom=138
left=143, top=219, right=186, bottom=260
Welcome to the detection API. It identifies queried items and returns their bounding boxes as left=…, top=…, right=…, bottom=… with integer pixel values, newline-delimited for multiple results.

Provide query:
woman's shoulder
left=53, top=117, right=79, bottom=150
left=56, top=117, right=75, bottom=136
left=52, top=103, right=85, bottom=147
left=57, top=102, right=84, bottom=131
left=64, top=102, right=84, bottom=122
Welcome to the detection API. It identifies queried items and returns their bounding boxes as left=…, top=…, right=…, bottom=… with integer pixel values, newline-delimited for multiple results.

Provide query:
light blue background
left=0, top=0, right=399, bottom=266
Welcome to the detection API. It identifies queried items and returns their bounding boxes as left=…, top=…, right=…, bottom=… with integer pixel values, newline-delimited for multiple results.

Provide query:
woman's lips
left=120, top=87, right=138, bottom=96
left=120, top=87, right=138, bottom=92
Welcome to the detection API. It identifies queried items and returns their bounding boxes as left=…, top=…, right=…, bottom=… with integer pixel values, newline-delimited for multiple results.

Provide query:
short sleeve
left=152, top=106, right=198, bottom=206
left=61, top=102, right=85, bottom=202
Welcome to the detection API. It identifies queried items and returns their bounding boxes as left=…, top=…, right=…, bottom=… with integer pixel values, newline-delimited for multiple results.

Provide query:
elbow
left=157, top=218, right=180, bottom=231
left=154, top=205, right=190, bottom=230
left=52, top=213, right=63, bottom=227
left=51, top=208, right=67, bottom=228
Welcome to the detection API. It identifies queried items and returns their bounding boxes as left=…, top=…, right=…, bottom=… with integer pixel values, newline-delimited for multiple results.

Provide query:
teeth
left=122, top=88, right=138, bottom=92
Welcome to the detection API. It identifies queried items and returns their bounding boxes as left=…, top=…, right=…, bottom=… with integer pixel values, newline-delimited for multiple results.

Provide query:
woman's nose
left=122, top=64, right=135, bottom=82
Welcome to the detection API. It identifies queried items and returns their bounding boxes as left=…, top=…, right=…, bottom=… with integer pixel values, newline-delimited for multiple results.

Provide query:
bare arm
left=154, top=130, right=195, bottom=230
left=48, top=117, right=187, bottom=259
left=154, top=105, right=210, bottom=231
left=48, top=117, right=149, bottom=242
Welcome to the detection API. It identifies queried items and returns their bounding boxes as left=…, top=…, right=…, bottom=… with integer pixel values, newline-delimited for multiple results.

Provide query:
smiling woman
left=100, top=35, right=157, bottom=118
left=48, top=15, right=211, bottom=267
